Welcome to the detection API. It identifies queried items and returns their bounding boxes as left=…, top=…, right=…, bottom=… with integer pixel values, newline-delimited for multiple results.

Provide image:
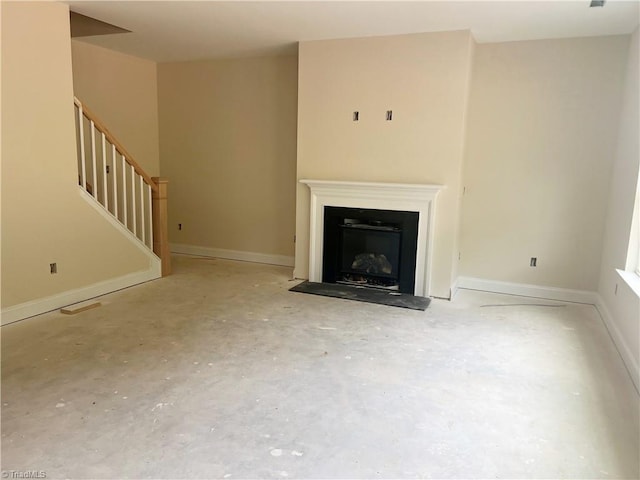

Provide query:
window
left=617, top=172, right=640, bottom=299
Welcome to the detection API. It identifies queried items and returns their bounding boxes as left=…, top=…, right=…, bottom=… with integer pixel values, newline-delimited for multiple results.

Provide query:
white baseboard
left=1, top=265, right=161, bottom=326
left=457, top=276, right=598, bottom=304
left=171, top=243, right=295, bottom=268
left=594, top=294, right=640, bottom=394
left=456, top=276, right=638, bottom=394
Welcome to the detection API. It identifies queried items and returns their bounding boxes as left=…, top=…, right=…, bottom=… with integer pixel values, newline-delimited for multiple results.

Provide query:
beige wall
left=460, top=35, right=629, bottom=291
left=598, top=28, right=639, bottom=379
left=71, top=40, right=160, bottom=176
left=158, top=55, right=298, bottom=258
left=1, top=2, right=152, bottom=308
left=295, top=31, right=475, bottom=298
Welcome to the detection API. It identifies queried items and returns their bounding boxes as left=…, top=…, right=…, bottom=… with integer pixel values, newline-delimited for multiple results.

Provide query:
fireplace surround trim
left=300, top=179, right=444, bottom=297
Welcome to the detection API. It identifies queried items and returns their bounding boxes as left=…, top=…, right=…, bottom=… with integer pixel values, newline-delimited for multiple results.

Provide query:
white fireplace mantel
left=300, top=179, right=444, bottom=297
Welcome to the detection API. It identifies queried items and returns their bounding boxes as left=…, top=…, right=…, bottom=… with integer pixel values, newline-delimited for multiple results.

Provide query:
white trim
left=595, top=294, right=640, bottom=395
left=300, top=179, right=443, bottom=297
left=617, top=269, right=640, bottom=298
left=450, top=278, right=459, bottom=300
left=1, top=267, right=160, bottom=326
left=457, top=276, right=598, bottom=304
left=171, top=243, right=295, bottom=267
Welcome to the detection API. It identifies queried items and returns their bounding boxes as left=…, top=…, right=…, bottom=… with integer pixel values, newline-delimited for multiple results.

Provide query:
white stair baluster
left=78, top=105, right=87, bottom=190
left=90, top=121, right=97, bottom=197
left=148, top=183, right=154, bottom=250
left=122, top=155, right=128, bottom=228
left=139, top=175, right=145, bottom=245
left=131, top=165, right=137, bottom=237
left=102, top=133, right=109, bottom=210
left=112, top=145, right=118, bottom=219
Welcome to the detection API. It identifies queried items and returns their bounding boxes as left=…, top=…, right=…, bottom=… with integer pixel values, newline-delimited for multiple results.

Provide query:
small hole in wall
left=386, top=110, right=393, bottom=121
left=50, top=263, right=57, bottom=274
left=353, top=111, right=359, bottom=121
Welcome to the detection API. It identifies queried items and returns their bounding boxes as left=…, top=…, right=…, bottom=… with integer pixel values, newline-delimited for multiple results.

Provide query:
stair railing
left=73, top=97, right=170, bottom=276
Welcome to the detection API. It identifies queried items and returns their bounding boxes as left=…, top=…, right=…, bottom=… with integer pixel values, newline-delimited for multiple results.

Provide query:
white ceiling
left=65, top=1, right=640, bottom=62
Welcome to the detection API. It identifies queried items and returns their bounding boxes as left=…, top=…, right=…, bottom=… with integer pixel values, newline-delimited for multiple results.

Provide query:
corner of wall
left=596, top=27, right=640, bottom=390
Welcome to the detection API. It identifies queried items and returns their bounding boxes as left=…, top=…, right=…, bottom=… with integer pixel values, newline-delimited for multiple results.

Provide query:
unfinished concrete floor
left=2, top=255, right=638, bottom=479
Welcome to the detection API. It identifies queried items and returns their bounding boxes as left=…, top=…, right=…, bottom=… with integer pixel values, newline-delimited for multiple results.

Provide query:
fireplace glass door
left=339, top=223, right=401, bottom=289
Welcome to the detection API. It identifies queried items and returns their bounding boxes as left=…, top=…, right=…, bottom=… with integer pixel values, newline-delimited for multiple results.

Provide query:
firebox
left=322, top=206, right=419, bottom=294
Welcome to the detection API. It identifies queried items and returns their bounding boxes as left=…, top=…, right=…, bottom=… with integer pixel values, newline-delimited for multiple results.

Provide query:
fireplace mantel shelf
left=300, top=179, right=444, bottom=199
left=301, top=179, right=444, bottom=297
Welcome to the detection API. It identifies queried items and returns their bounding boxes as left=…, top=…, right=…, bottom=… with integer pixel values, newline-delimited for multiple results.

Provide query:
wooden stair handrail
left=74, top=97, right=158, bottom=192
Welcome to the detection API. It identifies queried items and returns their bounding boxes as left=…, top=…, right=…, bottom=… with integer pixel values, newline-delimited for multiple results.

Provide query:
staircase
left=73, top=97, right=170, bottom=276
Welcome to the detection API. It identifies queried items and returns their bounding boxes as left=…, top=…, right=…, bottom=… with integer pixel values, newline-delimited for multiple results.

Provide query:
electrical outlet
left=353, top=111, right=359, bottom=121
left=50, top=263, right=57, bottom=274
left=386, top=110, right=393, bottom=121
left=530, top=257, right=537, bottom=267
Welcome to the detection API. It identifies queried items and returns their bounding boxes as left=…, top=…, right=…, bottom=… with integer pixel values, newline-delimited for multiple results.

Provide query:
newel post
left=152, top=177, right=171, bottom=276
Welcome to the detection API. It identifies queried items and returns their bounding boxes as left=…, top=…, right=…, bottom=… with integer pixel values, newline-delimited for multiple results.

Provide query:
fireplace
left=323, top=206, right=419, bottom=293
left=300, top=180, right=443, bottom=297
